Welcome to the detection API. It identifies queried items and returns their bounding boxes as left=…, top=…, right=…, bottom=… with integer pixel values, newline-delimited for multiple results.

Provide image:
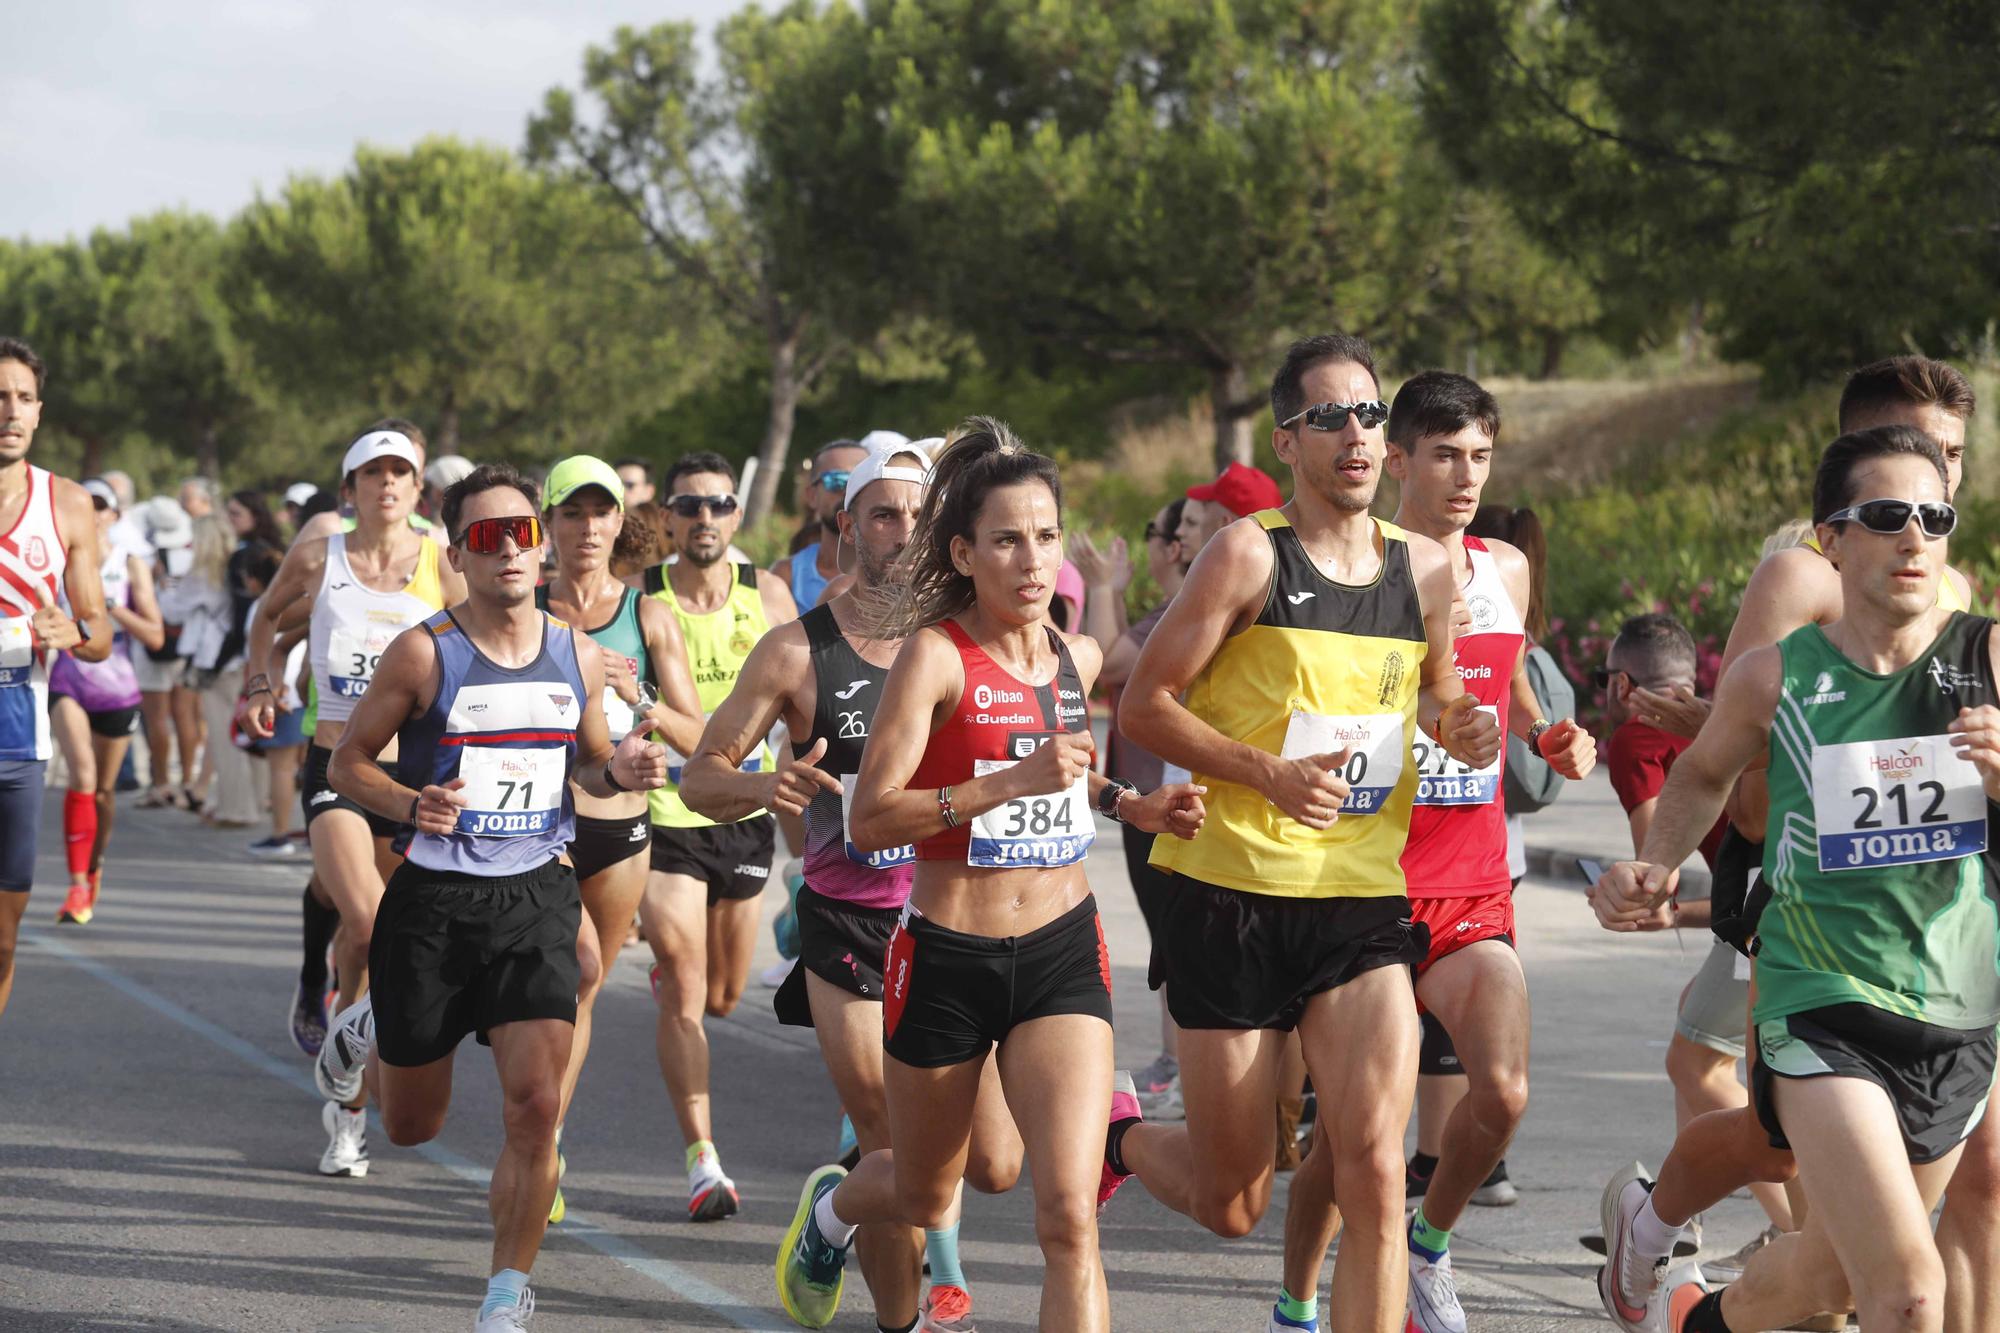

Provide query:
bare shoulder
left=1185, top=516, right=1274, bottom=598
left=1059, top=625, right=1104, bottom=685
left=1399, top=526, right=1450, bottom=576
left=296, top=511, right=344, bottom=544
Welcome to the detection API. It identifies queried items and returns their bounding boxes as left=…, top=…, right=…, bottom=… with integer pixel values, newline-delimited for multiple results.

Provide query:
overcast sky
left=11, top=1, right=742, bottom=242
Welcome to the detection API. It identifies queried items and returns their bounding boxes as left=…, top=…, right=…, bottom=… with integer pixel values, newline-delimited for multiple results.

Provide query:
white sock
left=1630, top=1192, right=1684, bottom=1260
left=813, top=1187, right=857, bottom=1248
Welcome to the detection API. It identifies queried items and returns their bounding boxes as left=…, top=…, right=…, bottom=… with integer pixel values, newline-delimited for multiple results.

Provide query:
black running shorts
left=370, top=857, right=582, bottom=1068
left=882, top=894, right=1113, bottom=1069
left=1156, top=874, right=1426, bottom=1032
left=1753, top=1002, right=1999, bottom=1164
left=773, top=884, right=902, bottom=1027
left=569, top=809, right=651, bottom=883
left=0, top=759, right=45, bottom=892
left=649, top=814, right=775, bottom=904
left=301, top=744, right=406, bottom=840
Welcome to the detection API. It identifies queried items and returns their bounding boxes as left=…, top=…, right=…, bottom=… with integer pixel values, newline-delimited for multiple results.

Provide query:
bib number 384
left=968, top=756, right=1093, bottom=868
left=1280, top=711, right=1405, bottom=816
left=1810, top=733, right=1988, bottom=871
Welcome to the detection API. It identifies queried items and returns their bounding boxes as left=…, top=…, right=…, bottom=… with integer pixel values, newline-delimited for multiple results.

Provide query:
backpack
left=1502, top=643, right=1575, bottom=815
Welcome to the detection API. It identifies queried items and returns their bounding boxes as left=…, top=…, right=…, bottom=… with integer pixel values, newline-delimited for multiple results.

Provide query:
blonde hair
left=189, top=513, right=232, bottom=588
left=1761, top=517, right=1816, bottom=559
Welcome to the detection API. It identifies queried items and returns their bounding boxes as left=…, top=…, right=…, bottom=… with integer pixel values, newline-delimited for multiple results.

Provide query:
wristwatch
left=1526, top=718, right=1553, bottom=755
left=1097, top=779, right=1137, bottom=820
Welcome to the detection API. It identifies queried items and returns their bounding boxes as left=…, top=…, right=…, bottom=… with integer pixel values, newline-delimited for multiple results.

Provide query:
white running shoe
left=688, top=1145, right=739, bottom=1221
left=1701, top=1223, right=1780, bottom=1283
left=1137, top=1075, right=1184, bottom=1121
left=318, top=1099, right=369, bottom=1178
left=1408, top=1243, right=1467, bottom=1333
left=315, top=994, right=374, bottom=1103
left=1598, top=1162, right=1671, bottom=1332
left=473, top=1286, right=535, bottom=1331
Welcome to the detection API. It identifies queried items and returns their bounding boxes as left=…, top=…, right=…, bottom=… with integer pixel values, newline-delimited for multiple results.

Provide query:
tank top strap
left=801, top=602, right=842, bottom=654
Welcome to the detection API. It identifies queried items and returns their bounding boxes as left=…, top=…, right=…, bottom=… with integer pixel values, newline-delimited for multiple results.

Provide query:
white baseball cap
left=843, top=438, right=932, bottom=512
left=855, top=429, right=910, bottom=455
left=82, top=479, right=119, bottom=510
left=284, top=482, right=319, bottom=508
left=342, top=430, right=423, bottom=479
left=424, top=454, right=476, bottom=491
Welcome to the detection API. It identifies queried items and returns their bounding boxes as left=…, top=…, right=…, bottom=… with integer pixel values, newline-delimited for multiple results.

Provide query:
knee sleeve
left=1419, top=1010, right=1461, bottom=1076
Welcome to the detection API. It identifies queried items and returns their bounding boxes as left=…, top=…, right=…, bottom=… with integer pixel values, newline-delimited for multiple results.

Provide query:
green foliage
left=1421, top=0, right=2000, bottom=384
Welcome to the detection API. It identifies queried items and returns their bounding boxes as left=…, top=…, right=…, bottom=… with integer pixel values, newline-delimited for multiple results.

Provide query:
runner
left=687, top=440, right=1012, bottom=1332
left=534, top=454, right=705, bottom=1225
left=49, top=478, right=166, bottom=924
left=1591, top=356, right=1992, bottom=1329
left=315, top=462, right=670, bottom=1332
left=0, top=337, right=112, bottom=1021
left=639, top=449, right=798, bottom=1219
left=615, top=457, right=656, bottom=509
left=1108, top=334, right=1501, bottom=1333
left=1593, top=424, right=1998, bottom=1333
left=770, top=419, right=1204, bottom=1333
left=239, top=427, right=464, bottom=1176
left=774, top=438, right=870, bottom=612
left=1276, top=371, right=1595, bottom=1333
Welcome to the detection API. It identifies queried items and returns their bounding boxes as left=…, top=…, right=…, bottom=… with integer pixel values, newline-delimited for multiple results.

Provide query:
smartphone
left=1575, top=856, right=1606, bottom=887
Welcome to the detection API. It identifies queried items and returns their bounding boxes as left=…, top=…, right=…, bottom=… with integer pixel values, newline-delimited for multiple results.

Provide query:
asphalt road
left=0, top=787, right=1765, bottom=1332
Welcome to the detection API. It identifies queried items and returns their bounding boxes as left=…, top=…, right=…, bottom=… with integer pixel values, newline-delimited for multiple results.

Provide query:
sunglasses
left=1591, top=665, right=1626, bottom=690
left=814, top=470, right=852, bottom=494
left=1143, top=523, right=1176, bottom=543
left=1826, top=498, right=1957, bottom=539
left=667, top=493, right=740, bottom=519
left=458, top=514, right=543, bottom=555
left=1279, top=400, right=1390, bottom=433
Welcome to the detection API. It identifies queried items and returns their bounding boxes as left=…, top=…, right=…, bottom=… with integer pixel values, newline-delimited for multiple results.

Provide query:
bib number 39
left=967, top=755, right=1093, bottom=868
left=1810, top=733, right=1988, bottom=871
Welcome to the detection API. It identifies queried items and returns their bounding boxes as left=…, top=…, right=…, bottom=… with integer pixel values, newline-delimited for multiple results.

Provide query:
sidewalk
left=1517, top=765, right=1713, bottom=898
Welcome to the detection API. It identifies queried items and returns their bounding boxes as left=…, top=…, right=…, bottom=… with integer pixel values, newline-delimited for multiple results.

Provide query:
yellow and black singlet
left=1150, top=510, right=1426, bottom=898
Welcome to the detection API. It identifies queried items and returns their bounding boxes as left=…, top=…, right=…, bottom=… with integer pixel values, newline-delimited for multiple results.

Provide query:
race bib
left=0, top=616, right=32, bottom=683
left=1412, top=705, right=1501, bottom=806
left=1810, top=733, right=1988, bottom=871
left=1280, top=711, right=1405, bottom=816
left=967, top=754, right=1093, bottom=868
left=326, top=622, right=397, bottom=698
left=841, top=773, right=915, bottom=869
left=456, top=746, right=565, bottom=837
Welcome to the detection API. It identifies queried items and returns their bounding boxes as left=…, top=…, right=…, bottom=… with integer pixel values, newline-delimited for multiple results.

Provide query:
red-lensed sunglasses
left=457, top=514, right=543, bottom=555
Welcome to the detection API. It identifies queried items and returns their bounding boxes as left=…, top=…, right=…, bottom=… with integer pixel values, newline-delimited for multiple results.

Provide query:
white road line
left=23, top=927, right=793, bottom=1332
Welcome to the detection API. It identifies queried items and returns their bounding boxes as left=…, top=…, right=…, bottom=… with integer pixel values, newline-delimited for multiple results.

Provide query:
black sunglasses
left=1591, top=665, right=1626, bottom=690
left=1279, top=400, right=1390, bottom=433
left=1826, top=498, right=1956, bottom=539
left=667, top=493, right=740, bottom=519
left=1143, top=523, right=1178, bottom=543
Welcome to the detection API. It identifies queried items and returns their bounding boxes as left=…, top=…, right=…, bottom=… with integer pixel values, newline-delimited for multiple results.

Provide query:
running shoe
left=1268, top=1305, right=1317, bottom=1332
left=1133, top=1050, right=1178, bottom=1095
left=1408, top=1224, right=1467, bottom=1333
left=549, top=1143, right=567, bottom=1225
left=689, top=1144, right=740, bottom=1221
left=921, top=1282, right=977, bottom=1332
left=56, top=882, right=93, bottom=925
left=776, top=1163, right=850, bottom=1328
left=1599, top=1161, right=1670, bottom=1332
left=1097, top=1070, right=1141, bottom=1215
left=835, top=1114, right=859, bottom=1170
left=473, top=1286, right=535, bottom=1332
left=1137, top=1075, right=1183, bottom=1121
left=1653, top=1263, right=1710, bottom=1333
left=1405, top=1157, right=1433, bottom=1213
left=289, top=976, right=329, bottom=1057
left=318, top=1099, right=369, bottom=1178
left=247, top=834, right=298, bottom=857
left=1701, top=1223, right=1779, bottom=1283
left=315, top=995, right=375, bottom=1104
left=1470, top=1158, right=1519, bottom=1207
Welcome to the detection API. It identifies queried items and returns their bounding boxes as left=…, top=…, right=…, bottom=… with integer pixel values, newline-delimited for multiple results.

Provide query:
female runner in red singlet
left=773, top=420, right=1206, bottom=1333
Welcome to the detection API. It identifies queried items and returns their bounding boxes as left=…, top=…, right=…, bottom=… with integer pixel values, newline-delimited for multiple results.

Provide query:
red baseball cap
left=1187, top=462, right=1283, bottom=518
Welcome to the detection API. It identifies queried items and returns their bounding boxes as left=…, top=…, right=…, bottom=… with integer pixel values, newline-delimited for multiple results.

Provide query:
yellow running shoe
left=776, top=1163, right=850, bottom=1328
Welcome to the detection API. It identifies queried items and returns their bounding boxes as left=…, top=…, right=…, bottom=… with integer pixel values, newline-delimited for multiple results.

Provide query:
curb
left=1525, top=844, right=1712, bottom=900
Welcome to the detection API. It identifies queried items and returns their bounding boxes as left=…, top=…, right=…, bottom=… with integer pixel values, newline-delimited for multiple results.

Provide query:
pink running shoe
left=1097, top=1070, right=1141, bottom=1215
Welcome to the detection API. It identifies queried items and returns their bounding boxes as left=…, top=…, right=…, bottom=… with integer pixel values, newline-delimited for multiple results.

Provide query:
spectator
left=615, top=457, right=656, bottom=508
left=1178, top=460, right=1283, bottom=558
left=177, top=514, right=250, bottom=825
left=422, top=454, right=475, bottom=520
left=282, top=482, right=320, bottom=533
left=138, top=498, right=203, bottom=810
left=179, top=476, right=214, bottom=520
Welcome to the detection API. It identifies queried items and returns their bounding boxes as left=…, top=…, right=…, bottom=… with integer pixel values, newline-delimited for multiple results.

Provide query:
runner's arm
left=756, top=567, right=798, bottom=628
left=44, top=480, right=110, bottom=661
left=571, top=630, right=668, bottom=799
left=327, top=627, right=437, bottom=820
left=680, top=624, right=833, bottom=822
left=117, top=555, right=166, bottom=652
left=1408, top=532, right=1501, bottom=770
left=635, top=594, right=705, bottom=756
left=239, top=537, right=325, bottom=735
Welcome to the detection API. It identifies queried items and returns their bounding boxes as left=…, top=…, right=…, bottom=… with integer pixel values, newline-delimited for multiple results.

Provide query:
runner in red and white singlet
left=1280, top=372, right=1594, bottom=1333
